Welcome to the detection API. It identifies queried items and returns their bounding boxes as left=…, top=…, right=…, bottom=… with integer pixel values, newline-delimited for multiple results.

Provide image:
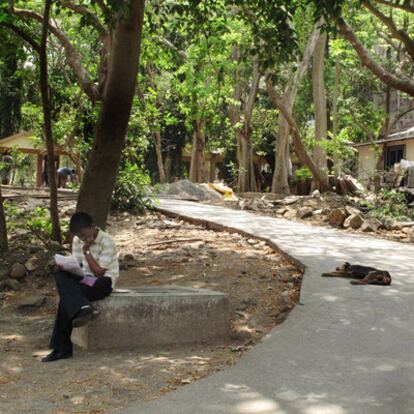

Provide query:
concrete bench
left=71, top=286, right=230, bottom=350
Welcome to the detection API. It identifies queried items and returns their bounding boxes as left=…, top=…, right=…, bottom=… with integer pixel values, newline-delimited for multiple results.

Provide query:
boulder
left=0, top=265, right=10, bottom=281
left=361, top=219, right=381, bottom=232
left=297, top=207, right=313, bottom=219
left=343, top=213, right=364, bottom=230
left=345, top=206, right=362, bottom=216
left=10, top=263, right=27, bottom=280
left=311, top=189, right=321, bottom=198
left=6, top=278, right=21, bottom=290
left=328, top=209, right=347, bottom=226
left=16, top=294, right=46, bottom=310
left=284, top=210, right=297, bottom=220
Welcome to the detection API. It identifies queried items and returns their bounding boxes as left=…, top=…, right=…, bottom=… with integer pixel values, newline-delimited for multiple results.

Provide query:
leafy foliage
left=111, top=163, right=154, bottom=213
left=4, top=202, right=68, bottom=245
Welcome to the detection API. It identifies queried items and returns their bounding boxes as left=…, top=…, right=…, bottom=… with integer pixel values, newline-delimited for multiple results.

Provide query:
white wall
left=357, top=139, right=414, bottom=187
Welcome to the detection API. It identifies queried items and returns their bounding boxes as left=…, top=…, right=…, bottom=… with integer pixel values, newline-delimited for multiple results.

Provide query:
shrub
left=112, top=163, right=155, bottom=213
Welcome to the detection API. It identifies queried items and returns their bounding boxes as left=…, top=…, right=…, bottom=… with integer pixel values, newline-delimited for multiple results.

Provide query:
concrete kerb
left=155, top=206, right=306, bottom=275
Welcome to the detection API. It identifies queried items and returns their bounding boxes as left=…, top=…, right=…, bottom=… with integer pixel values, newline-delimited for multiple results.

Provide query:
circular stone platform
left=71, top=286, right=230, bottom=350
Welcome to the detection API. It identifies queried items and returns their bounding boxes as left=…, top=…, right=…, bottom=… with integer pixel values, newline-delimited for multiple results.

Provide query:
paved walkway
left=111, top=199, right=414, bottom=414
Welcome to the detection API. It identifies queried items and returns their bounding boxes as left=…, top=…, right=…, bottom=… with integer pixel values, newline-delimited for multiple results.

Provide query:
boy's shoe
left=42, top=350, right=73, bottom=362
left=72, top=306, right=99, bottom=328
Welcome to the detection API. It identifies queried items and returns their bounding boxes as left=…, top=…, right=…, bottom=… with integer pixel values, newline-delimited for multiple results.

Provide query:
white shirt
left=72, top=228, right=119, bottom=286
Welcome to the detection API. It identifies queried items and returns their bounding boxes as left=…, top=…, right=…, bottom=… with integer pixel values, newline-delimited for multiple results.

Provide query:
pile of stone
left=0, top=242, right=64, bottom=294
left=158, top=180, right=223, bottom=202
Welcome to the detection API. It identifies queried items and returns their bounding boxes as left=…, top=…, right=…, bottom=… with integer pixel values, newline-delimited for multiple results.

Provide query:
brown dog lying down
left=322, top=262, right=392, bottom=285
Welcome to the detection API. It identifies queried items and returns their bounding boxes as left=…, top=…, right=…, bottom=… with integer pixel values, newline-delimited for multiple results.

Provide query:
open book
left=55, top=254, right=99, bottom=287
left=54, top=254, right=86, bottom=277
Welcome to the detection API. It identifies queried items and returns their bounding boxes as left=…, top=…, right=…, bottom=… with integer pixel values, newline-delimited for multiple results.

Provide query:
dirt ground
left=0, top=198, right=302, bottom=414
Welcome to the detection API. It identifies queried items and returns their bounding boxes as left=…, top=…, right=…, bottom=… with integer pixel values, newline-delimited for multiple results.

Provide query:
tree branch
left=2, top=22, right=40, bottom=54
left=59, top=0, right=108, bottom=38
left=364, top=1, right=414, bottom=61
left=155, top=35, right=187, bottom=59
left=373, top=0, right=414, bottom=13
left=94, top=0, right=110, bottom=18
left=337, top=17, right=414, bottom=97
left=11, top=7, right=99, bottom=102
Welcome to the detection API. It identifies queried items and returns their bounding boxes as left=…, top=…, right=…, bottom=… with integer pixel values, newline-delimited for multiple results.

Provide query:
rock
left=321, top=208, right=331, bottom=215
left=399, top=221, right=414, bottom=228
left=284, top=210, right=297, bottom=220
left=312, top=209, right=323, bottom=216
left=123, top=254, right=135, bottom=261
left=25, top=258, right=37, bottom=272
left=297, top=207, right=313, bottom=219
left=345, top=206, right=362, bottom=216
left=0, top=265, right=10, bottom=281
left=10, top=263, right=27, bottom=280
left=17, top=294, right=46, bottom=310
left=276, top=207, right=288, bottom=215
left=275, top=269, right=291, bottom=282
left=361, top=219, right=381, bottom=232
left=328, top=209, right=347, bottom=226
left=247, top=239, right=258, bottom=245
left=402, top=227, right=412, bottom=234
left=230, top=330, right=253, bottom=343
left=343, top=213, right=364, bottom=230
left=311, top=189, right=321, bottom=198
left=28, top=245, right=44, bottom=254
left=48, top=241, right=63, bottom=252
left=383, top=218, right=396, bottom=230
left=242, top=297, right=258, bottom=307
left=0, top=281, right=7, bottom=292
left=6, top=278, right=21, bottom=290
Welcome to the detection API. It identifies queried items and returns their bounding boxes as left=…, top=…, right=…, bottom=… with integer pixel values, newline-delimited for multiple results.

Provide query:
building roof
left=353, top=125, right=414, bottom=147
left=0, top=131, right=69, bottom=154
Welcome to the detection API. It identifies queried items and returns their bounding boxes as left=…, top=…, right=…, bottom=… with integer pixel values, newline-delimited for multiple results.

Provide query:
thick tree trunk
left=152, top=131, right=166, bottom=184
left=238, top=127, right=257, bottom=192
left=267, top=79, right=332, bottom=192
left=270, top=23, right=321, bottom=194
left=0, top=184, right=8, bottom=252
left=40, top=0, right=61, bottom=243
left=312, top=30, right=328, bottom=173
left=332, top=57, right=341, bottom=175
left=272, top=112, right=291, bottom=194
left=76, top=0, right=146, bottom=228
left=189, top=119, right=206, bottom=183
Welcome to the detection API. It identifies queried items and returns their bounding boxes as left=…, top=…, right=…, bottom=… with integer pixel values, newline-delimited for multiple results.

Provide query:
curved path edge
left=108, top=199, right=414, bottom=414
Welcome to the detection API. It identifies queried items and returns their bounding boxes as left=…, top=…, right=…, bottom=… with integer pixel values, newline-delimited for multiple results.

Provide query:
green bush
left=358, top=189, right=414, bottom=221
left=5, top=203, right=68, bottom=245
left=112, top=163, right=155, bottom=213
left=294, top=167, right=312, bottom=182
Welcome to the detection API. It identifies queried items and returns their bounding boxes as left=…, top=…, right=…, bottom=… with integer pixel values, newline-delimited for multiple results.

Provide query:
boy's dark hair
left=69, top=212, right=94, bottom=233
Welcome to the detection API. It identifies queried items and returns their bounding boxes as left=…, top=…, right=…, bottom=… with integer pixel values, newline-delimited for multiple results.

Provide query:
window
left=384, top=144, right=405, bottom=170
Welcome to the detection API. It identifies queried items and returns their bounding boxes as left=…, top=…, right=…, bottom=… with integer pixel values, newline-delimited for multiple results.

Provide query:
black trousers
left=49, top=271, right=112, bottom=353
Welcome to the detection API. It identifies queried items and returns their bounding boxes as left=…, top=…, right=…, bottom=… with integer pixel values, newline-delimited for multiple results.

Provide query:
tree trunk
left=238, top=127, right=257, bottom=192
left=266, top=79, right=332, bottom=192
left=270, top=22, right=322, bottom=194
left=152, top=131, right=166, bottom=184
left=0, top=184, right=8, bottom=252
left=312, top=30, right=328, bottom=173
left=272, top=111, right=291, bottom=194
left=189, top=119, right=206, bottom=183
left=237, top=63, right=260, bottom=192
left=332, top=57, right=341, bottom=175
left=40, top=0, right=61, bottom=243
left=76, top=0, right=146, bottom=228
